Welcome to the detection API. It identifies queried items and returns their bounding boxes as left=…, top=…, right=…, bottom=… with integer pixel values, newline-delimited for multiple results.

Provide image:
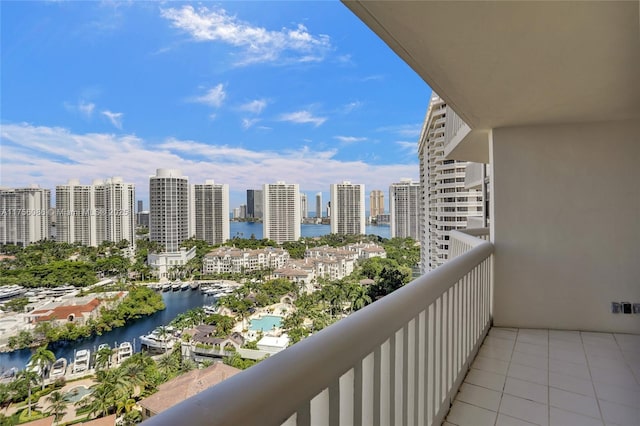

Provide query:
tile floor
left=444, top=328, right=640, bottom=426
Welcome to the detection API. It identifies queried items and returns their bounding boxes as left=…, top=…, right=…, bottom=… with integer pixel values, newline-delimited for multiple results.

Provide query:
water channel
left=0, top=290, right=213, bottom=372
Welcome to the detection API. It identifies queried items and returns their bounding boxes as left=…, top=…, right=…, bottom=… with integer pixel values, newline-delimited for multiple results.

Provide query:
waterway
left=230, top=222, right=391, bottom=239
left=0, top=290, right=213, bottom=372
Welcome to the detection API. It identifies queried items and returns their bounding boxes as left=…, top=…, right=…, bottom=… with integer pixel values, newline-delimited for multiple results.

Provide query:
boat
left=162, top=283, right=172, bottom=292
left=203, top=304, right=218, bottom=315
left=72, top=349, right=90, bottom=373
left=171, top=282, right=181, bottom=291
left=97, top=343, right=111, bottom=351
left=0, top=285, right=26, bottom=300
left=140, top=327, right=175, bottom=351
left=50, top=358, right=67, bottom=378
left=180, top=282, right=190, bottom=291
left=1, top=367, right=17, bottom=380
left=190, top=281, right=200, bottom=290
left=118, top=342, right=133, bottom=362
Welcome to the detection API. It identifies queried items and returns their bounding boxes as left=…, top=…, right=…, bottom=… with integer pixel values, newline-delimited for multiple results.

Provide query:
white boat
left=180, top=282, right=190, bottom=291
left=140, top=327, right=175, bottom=351
left=171, top=282, right=181, bottom=291
left=190, top=281, right=200, bottom=290
left=203, top=304, right=217, bottom=315
left=73, top=349, right=90, bottom=373
left=118, top=342, right=133, bottom=362
left=50, top=358, right=67, bottom=378
left=97, top=343, right=111, bottom=351
left=162, top=283, right=171, bottom=292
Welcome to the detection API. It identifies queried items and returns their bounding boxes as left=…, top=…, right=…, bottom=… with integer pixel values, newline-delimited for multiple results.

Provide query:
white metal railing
left=143, top=234, right=493, bottom=426
left=449, top=228, right=490, bottom=259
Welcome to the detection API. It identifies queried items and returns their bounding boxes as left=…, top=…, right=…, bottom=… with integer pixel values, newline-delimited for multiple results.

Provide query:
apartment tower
left=418, top=93, right=483, bottom=272
left=263, top=182, right=301, bottom=244
left=300, top=193, right=308, bottom=219
left=246, top=189, right=263, bottom=219
left=0, top=186, right=50, bottom=246
left=55, top=179, right=97, bottom=246
left=191, top=180, right=229, bottom=245
left=369, top=189, right=384, bottom=219
left=150, top=169, right=189, bottom=252
left=330, top=181, right=365, bottom=235
left=390, top=179, right=421, bottom=239
left=315, top=192, right=322, bottom=218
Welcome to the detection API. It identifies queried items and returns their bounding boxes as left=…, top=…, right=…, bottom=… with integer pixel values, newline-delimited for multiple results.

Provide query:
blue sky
left=1, top=1, right=431, bottom=211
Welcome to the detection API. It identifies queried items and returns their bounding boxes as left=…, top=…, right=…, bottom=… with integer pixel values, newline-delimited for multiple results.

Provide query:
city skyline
left=0, top=2, right=429, bottom=210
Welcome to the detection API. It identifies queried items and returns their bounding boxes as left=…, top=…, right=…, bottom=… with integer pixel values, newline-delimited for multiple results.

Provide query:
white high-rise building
left=191, top=180, right=229, bottom=245
left=150, top=169, right=189, bottom=252
left=390, top=179, right=421, bottom=239
left=300, top=193, right=308, bottom=219
left=0, top=186, right=50, bottom=246
left=330, top=181, right=365, bottom=235
left=55, top=177, right=135, bottom=247
left=315, top=192, right=322, bottom=218
left=263, top=182, right=300, bottom=244
left=418, top=93, right=483, bottom=272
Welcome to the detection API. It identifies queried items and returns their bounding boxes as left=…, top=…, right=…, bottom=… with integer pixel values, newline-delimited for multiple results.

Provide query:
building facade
left=389, top=179, right=421, bottom=239
left=369, top=189, right=384, bottom=219
left=330, top=181, right=365, bottom=235
left=263, top=182, right=300, bottom=244
left=300, top=193, right=308, bottom=219
left=202, top=246, right=289, bottom=275
left=315, top=192, right=322, bottom=218
left=55, top=177, right=134, bottom=247
left=191, top=180, right=229, bottom=245
left=149, top=169, right=189, bottom=252
left=0, top=186, right=50, bottom=246
left=418, top=94, right=483, bottom=272
left=246, top=189, right=263, bottom=219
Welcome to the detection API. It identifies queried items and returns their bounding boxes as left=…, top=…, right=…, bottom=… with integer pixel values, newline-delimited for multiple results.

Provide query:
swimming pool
left=64, top=385, right=92, bottom=403
left=249, top=315, right=282, bottom=331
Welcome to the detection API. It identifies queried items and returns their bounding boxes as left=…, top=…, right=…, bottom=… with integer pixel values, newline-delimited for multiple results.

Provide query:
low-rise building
left=147, top=246, right=197, bottom=279
left=202, top=246, right=289, bottom=275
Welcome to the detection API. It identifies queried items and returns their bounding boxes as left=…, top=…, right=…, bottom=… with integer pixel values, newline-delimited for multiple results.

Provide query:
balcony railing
left=143, top=231, right=493, bottom=426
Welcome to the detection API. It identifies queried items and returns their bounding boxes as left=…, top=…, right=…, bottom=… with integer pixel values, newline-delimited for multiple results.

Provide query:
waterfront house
left=28, top=297, right=101, bottom=325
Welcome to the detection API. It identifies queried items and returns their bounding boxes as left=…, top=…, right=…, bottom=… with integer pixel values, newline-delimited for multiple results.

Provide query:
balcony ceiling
left=343, top=1, right=640, bottom=130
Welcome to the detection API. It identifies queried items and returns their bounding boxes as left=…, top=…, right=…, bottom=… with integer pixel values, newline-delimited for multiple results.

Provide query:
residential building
left=145, top=3, right=640, bottom=426
left=191, top=180, right=229, bottom=245
left=149, top=169, right=189, bottom=252
left=246, top=189, right=263, bottom=219
left=263, top=181, right=300, bottom=244
left=55, top=177, right=135, bottom=247
left=369, top=189, right=384, bottom=219
left=0, top=186, right=50, bottom=246
left=389, top=179, right=421, bottom=239
left=300, top=193, right=308, bottom=219
left=315, top=192, right=322, bottom=218
left=418, top=94, right=483, bottom=272
left=147, top=246, right=196, bottom=280
left=330, top=181, right=365, bottom=235
left=202, top=246, right=289, bottom=275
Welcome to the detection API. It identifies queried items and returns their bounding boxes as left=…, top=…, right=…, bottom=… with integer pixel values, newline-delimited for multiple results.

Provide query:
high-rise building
left=315, top=193, right=322, bottom=218
left=418, top=93, right=483, bottom=272
left=300, top=193, right=308, bottom=219
left=191, top=180, right=229, bottom=245
left=263, top=181, right=300, bottom=244
left=55, top=177, right=135, bottom=247
left=369, top=190, right=384, bottom=218
left=390, top=179, right=421, bottom=239
left=246, top=189, right=263, bottom=219
left=137, top=200, right=143, bottom=213
left=0, top=186, right=50, bottom=246
left=150, top=169, right=189, bottom=252
left=330, top=181, right=365, bottom=235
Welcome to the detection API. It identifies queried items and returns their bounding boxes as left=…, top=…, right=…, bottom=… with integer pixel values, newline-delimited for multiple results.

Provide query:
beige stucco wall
left=490, top=119, right=640, bottom=333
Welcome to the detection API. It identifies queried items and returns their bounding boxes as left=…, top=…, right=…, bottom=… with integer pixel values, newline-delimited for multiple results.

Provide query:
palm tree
left=17, top=369, right=39, bottom=418
left=95, top=347, right=113, bottom=370
left=80, top=382, right=115, bottom=419
left=46, top=390, right=67, bottom=424
left=349, top=285, right=372, bottom=313
left=29, top=345, right=56, bottom=390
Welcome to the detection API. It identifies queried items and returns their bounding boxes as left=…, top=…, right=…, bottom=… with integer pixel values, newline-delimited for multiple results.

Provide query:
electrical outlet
left=611, top=302, right=621, bottom=313
left=633, top=303, right=640, bottom=314
left=621, top=302, right=632, bottom=314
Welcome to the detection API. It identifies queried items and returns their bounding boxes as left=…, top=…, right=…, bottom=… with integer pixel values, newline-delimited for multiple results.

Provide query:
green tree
left=28, top=345, right=55, bottom=390
left=17, top=369, right=39, bottom=418
left=95, top=347, right=113, bottom=370
left=46, top=390, right=68, bottom=424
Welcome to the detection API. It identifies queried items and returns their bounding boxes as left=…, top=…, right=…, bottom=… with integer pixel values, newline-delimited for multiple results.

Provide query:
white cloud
left=279, top=110, right=326, bottom=127
left=101, top=110, right=123, bottom=129
left=0, top=123, right=418, bottom=207
left=239, top=99, right=267, bottom=114
left=161, top=5, right=332, bottom=66
left=64, top=100, right=96, bottom=118
left=376, top=123, right=422, bottom=138
left=192, top=84, right=226, bottom=108
left=342, top=101, right=362, bottom=114
left=396, top=141, right=417, bottom=152
left=334, top=136, right=367, bottom=144
left=241, top=118, right=260, bottom=129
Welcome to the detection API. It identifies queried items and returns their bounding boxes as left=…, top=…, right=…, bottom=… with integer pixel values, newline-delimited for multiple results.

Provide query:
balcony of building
left=143, top=2, right=638, bottom=426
